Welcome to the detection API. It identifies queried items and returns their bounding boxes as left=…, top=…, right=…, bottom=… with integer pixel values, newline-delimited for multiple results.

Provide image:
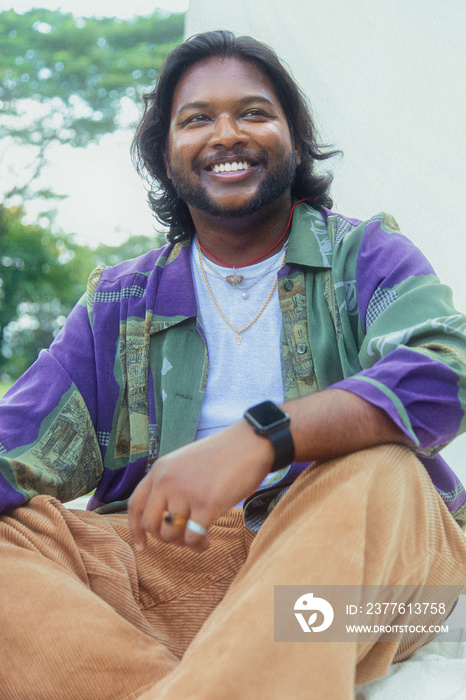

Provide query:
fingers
left=159, top=508, right=211, bottom=551
left=128, top=479, right=211, bottom=552
left=128, top=452, right=217, bottom=552
left=128, top=476, right=152, bottom=552
left=159, top=504, right=190, bottom=545
left=184, top=517, right=211, bottom=551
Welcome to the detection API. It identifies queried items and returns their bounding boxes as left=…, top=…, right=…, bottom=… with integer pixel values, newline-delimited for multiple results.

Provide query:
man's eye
left=242, top=109, right=269, bottom=119
left=184, top=114, right=210, bottom=125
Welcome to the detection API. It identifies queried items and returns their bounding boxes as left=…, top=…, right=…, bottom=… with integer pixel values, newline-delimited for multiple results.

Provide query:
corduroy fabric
left=0, top=500, right=250, bottom=699
left=1, top=445, right=465, bottom=699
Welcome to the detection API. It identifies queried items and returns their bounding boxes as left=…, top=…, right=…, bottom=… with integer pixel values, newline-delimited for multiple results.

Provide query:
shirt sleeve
left=333, top=215, right=466, bottom=455
left=0, top=274, right=104, bottom=512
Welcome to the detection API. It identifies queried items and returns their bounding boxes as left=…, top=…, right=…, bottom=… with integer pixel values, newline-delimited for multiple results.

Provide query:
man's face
left=165, top=57, right=300, bottom=220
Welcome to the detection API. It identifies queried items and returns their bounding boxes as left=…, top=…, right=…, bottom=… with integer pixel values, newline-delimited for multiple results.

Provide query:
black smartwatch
left=244, top=400, right=295, bottom=471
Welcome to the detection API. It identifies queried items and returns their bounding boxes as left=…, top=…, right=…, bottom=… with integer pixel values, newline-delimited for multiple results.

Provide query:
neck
left=190, top=192, right=294, bottom=268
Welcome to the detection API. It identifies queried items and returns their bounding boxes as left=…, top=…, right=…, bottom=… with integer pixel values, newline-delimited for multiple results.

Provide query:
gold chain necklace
left=197, top=244, right=287, bottom=345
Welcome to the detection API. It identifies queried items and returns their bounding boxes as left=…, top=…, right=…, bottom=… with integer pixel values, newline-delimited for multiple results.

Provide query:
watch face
left=246, top=400, right=288, bottom=429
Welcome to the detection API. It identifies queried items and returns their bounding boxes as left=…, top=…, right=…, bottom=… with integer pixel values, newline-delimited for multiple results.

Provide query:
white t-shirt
left=191, top=236, right=285, bottom=441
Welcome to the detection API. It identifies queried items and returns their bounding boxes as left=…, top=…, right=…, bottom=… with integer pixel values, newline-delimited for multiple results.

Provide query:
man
left=1, top=30, right=466, bottom=699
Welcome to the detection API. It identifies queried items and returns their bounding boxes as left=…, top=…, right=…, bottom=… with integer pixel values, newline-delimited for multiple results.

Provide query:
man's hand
left=128, top=389, right=411, bottom=553
left=128, top=418, right=274, bottom=552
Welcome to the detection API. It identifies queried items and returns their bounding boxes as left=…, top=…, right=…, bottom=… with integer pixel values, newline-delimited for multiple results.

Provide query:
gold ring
left=162, top=510, right=188, bottom=527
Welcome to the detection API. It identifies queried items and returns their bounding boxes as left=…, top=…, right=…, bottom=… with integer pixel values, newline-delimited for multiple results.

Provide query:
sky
left=3, top=1, right=190, bottom=247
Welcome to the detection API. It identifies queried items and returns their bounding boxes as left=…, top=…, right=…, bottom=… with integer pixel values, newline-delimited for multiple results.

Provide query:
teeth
left=212, top=161, right=250, bottom=173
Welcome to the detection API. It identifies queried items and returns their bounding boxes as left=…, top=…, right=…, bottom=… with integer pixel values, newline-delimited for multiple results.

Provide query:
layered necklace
left=195, top=199, right=311, bottom=344
left=197, top=243, right=287, bottom=345
left=197, top=240, right=286, bottom=300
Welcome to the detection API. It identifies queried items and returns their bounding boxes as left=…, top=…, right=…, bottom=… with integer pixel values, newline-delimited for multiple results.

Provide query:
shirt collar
left=151, top=202, right=332, bottom=332
left=150, top=239, right=198, bottom=333
left=285, top=203, right=333, bottom=269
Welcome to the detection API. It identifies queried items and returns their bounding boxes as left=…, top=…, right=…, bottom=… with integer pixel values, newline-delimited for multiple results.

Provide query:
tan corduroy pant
left=1, top=444, right=466, bottom=700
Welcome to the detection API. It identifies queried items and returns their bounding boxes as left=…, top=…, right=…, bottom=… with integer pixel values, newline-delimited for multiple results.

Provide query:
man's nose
left=208, top=115, right=247, bottom=149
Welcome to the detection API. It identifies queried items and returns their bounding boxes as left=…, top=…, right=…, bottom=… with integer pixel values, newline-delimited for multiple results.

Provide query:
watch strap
left=268, top=423, right=295, bottom=471
left=244, top=401, right=295, bottom=472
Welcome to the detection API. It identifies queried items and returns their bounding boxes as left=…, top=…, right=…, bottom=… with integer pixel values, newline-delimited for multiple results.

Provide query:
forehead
left=170, top=57, right=284, bottom=118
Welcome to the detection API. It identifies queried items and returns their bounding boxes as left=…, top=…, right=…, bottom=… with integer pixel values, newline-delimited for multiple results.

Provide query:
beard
left=167, top=150, right=298, bottom=219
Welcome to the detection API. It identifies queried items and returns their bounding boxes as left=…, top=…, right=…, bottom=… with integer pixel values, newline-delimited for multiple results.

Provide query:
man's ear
left=162, top=145, right=172, bottom=180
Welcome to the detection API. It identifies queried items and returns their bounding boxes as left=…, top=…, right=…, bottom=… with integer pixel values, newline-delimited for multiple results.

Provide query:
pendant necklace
left=197, top=246, right=287, bottom=345
left=196, top=239, right=287, bottom=300
left=226, top=269, right=243, bottom=286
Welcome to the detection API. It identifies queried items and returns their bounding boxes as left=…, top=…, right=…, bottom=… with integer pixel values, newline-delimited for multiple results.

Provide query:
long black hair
left=132, top=30, right=340, bottom=242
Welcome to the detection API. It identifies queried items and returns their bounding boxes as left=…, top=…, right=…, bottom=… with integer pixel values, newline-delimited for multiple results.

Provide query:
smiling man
left=1, top=30, right=466, bottom=699
left=165, top=57, right=299, bottom=222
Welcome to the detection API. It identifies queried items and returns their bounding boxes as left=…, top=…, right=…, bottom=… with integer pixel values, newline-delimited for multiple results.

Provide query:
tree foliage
left=0, top=8, right=184, bottom=205
left=0, top=204, right=162, bottom=379
left=0, top=204, right=85, bottom=376
left=0, top=9, right=181, bottom=378
left=0, top=8, right=183, bottom=146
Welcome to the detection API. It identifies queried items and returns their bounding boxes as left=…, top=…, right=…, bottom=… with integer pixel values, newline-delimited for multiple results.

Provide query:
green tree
left=0, top=9, right=184, bottom=379
left=0, top=205, right=165, bottom=379
left=0, top=9, right=183, bottom=379
left=0, top=204, right=95, bottom=377
left=0, top=8, right=184, bottom=206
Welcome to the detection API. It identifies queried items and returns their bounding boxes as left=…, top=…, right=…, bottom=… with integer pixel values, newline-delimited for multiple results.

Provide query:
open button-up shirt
left=1, top=204, right=465, bottom=530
